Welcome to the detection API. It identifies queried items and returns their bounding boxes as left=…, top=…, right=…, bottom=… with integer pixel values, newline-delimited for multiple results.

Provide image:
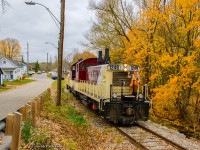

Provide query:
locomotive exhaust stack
left=97, top=51, right=103, bottom=64
left=104, top=48, right=110, bottom=64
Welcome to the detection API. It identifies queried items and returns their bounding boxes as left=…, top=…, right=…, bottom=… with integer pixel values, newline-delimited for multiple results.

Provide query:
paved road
left=0, top=74, right=53, bottom=120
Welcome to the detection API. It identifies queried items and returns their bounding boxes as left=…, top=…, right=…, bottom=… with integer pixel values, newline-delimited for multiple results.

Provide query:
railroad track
left=72, top=93, right=189, bottom=149
left=116, top=124, right=187, bottom=150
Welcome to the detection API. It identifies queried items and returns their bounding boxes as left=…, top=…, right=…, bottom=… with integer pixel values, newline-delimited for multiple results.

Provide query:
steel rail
left=116, top=127, right=148, bottom=150
left=135, top=123, right=187, bottom=150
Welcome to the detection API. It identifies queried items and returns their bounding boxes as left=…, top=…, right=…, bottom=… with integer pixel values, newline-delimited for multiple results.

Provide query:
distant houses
left=0, top=57, right=28, bottom=81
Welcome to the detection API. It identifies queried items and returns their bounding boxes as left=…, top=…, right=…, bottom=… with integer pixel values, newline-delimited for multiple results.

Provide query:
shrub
left=22, top=120, right=34, bottom=143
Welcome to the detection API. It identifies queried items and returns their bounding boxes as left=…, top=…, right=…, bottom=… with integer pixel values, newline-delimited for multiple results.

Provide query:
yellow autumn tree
left=120, top=0, right=200, bottom=134
left=94, top=0, right=200, bottom=134
left=71, top=50, right=97, bottom=65
left=87, top=0, right=200, bottom=136
left=0, top=38, right=22, bottom=61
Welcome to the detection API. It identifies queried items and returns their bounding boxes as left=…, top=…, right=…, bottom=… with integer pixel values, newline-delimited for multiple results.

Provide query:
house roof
left=1, top=68, right=16, bottom=71
left=6, top=58, right=21, bottom=67
left=19, top=61, right=27, bottom=67
left=0, top=57, right=23, bottom=68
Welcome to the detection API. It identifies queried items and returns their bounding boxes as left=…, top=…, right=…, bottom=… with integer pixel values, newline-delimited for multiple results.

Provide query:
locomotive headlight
left=138, top=94, right=143, bottom=99
left=112, top=93, right=117, bottom=98
left=124, top=64, right=128, bottom=71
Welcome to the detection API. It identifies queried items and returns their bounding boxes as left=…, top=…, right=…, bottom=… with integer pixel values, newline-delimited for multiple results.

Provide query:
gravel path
left=0, top=74, right=53, bottom=120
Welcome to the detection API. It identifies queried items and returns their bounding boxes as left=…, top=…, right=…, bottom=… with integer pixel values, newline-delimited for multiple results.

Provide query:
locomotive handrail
left=110, top=80, right=150, bottom=102
left=78, top=79, right=107, bottom=99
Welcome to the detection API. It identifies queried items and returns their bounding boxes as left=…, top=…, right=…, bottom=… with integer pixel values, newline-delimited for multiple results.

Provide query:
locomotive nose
left=126, top=107, right=134, bottom=116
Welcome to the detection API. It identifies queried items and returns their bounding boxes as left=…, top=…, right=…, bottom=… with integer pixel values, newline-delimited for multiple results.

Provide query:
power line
left=21, top=44, right=76, bottom=49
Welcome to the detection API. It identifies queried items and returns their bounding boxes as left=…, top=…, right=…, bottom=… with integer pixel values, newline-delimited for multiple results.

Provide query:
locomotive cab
left=96, top=64, right=150, bottom=124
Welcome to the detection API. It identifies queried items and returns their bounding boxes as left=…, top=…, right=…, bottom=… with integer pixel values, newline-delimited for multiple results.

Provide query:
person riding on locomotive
left=128, top=69, right=140, bottom=96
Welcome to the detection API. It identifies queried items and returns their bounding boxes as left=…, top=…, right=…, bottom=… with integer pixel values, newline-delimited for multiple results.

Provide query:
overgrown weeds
left=31, top=129, right=53, bottom=146
left=21, top=120, right=34, bottom=143
left=44, top=90, right=88, bottom=128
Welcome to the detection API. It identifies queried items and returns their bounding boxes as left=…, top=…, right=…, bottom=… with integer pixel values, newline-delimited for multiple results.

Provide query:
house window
left=4, top=75, right=8, bottom=79
left=3, top=61, right=6, bottom=64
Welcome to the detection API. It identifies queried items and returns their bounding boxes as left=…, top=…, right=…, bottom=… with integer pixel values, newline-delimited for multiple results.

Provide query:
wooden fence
left=0, top=88, right=51, bottom=150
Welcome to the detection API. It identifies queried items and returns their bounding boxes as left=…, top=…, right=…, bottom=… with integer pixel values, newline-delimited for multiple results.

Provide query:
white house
left=19, top=62, right=28, bottom=75
left=0, top=68, right=3, bottom=85
left=0, top=57, right=23, bottom=80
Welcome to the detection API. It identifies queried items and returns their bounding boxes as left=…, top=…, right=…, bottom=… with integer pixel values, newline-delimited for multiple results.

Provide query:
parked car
left=28, top=72, right=32, bottom=76
left=28, top=71, right=35, bottom=75
left=51, top=74, right=65, bottom=80
left=52, top=74, right=58, bottom=80
left=38, top=70, right=42, bottom=74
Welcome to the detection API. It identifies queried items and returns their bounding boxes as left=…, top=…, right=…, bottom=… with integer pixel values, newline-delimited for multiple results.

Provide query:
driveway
left=0, top=74, right=53, bottom=120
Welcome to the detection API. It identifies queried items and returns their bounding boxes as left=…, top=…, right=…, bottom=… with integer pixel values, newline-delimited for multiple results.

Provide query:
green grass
left=32, top=130, right=52, bottom=146
left=52, top=80, right=57, bottom=88
left=45, top=97, right=88, bottom=127
left=44, top=80, right=88, bottom=128
left=52, top=80, right=66, bottom=91
left=0, top=79, right=35, bottom=92
left=0, top=85, right=9, bottom=92
left=4, top=79, right=35, bottom=86
left=21, top=120, right=34, bottom=143
left=47, top=73, right=52, bottom=78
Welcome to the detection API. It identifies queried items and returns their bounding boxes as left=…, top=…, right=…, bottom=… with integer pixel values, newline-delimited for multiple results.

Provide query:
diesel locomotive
left=66, top=49, right=150, bottom=124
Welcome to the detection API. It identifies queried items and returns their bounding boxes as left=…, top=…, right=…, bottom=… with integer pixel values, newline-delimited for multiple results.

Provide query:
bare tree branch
left=1, top=0, right=11, bottom=14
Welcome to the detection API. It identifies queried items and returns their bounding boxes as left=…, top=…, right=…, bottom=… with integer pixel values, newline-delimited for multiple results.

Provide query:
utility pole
left=47, top=52, right=49, bottom=72
left=57, top=0, right=65, bottom=106
left=50, top=54, right=52, bottom=63
left=49, top=54, right=52, bottom=70
left=27, top=42, right=29, bottom=72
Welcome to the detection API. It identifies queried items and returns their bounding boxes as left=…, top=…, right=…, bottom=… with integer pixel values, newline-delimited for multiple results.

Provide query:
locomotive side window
left=72, top=66, right=75, bottom=70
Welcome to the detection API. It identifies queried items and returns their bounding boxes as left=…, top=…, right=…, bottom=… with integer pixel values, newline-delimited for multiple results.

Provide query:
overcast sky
left=0, top=0, right=93, bottom=63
